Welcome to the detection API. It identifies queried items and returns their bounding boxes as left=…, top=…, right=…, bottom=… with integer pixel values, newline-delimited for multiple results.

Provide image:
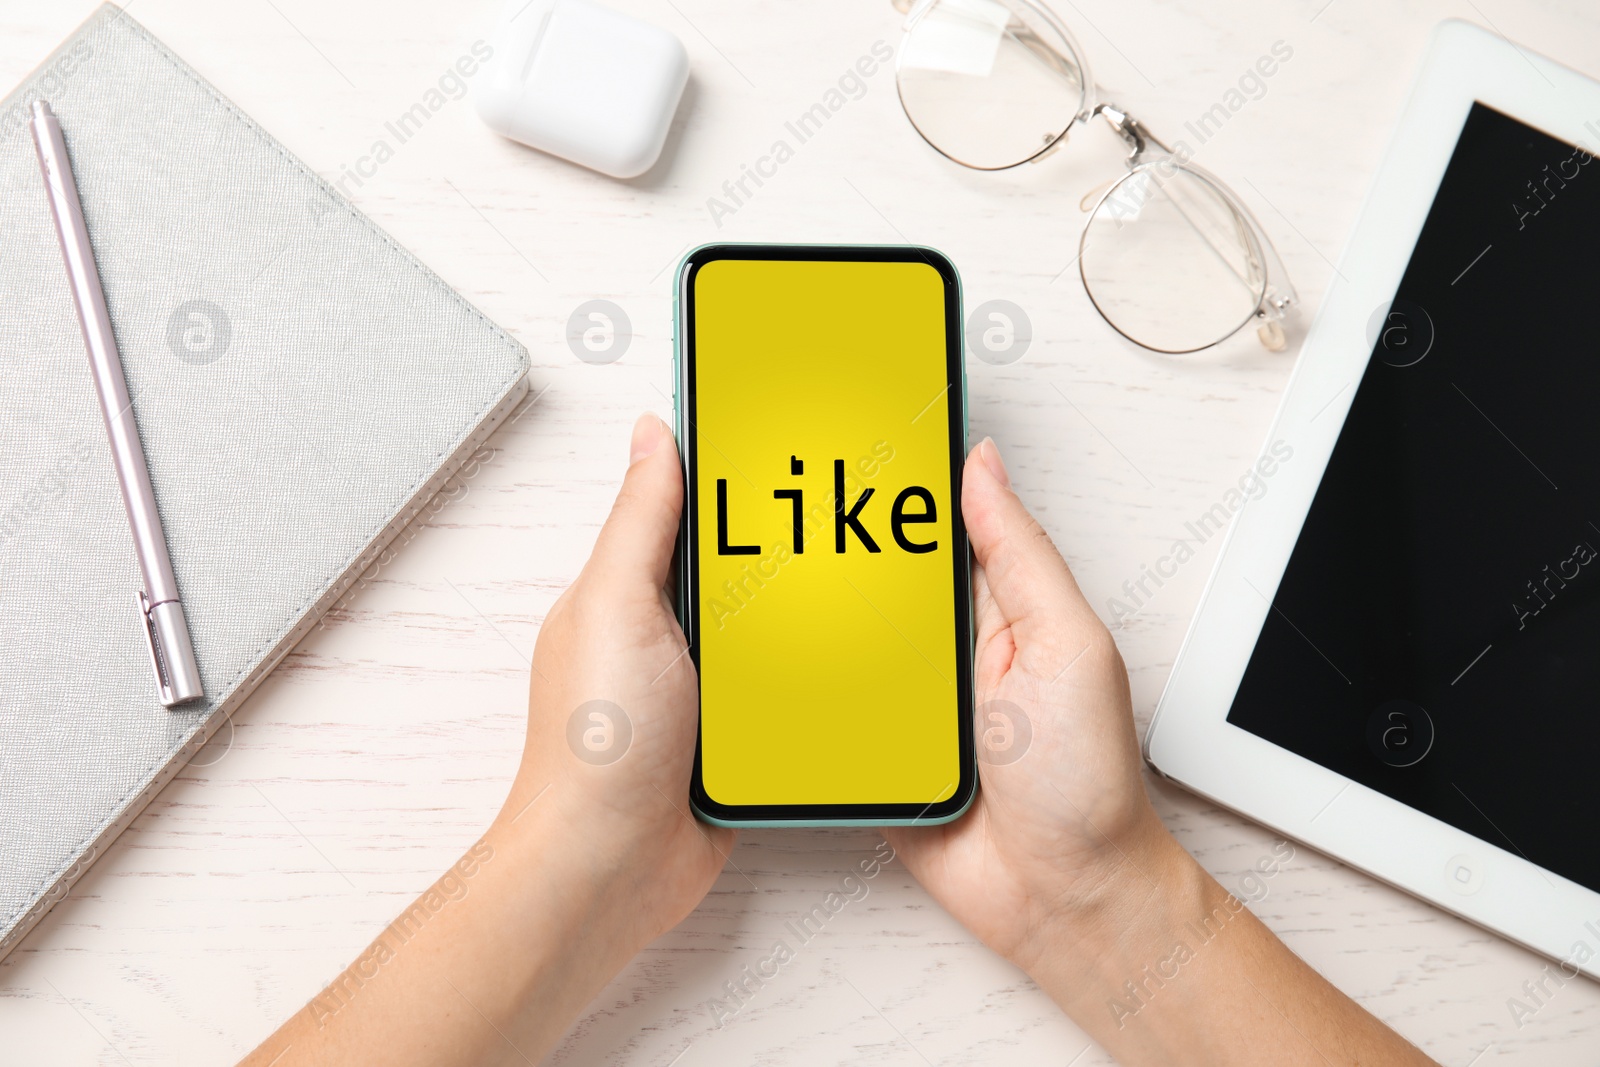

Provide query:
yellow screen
left=691, top=257, right=962, bottom=808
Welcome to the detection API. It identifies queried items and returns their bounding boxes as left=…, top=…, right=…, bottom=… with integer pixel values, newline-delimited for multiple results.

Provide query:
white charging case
left=473, top=0, right=689, bottom=179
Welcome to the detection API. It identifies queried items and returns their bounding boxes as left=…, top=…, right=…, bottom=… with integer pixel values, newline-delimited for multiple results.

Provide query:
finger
left=971, top=559, right=1002, bottom=639
left=969, top=561, right=1012, bottom=684
left=961, top=438, right=1100, bottom=641
left=587, top=413, right=682, bottom=590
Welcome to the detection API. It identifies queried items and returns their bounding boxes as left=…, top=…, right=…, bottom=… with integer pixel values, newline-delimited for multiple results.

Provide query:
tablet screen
left=1227, top=102, right=1600, bottom=893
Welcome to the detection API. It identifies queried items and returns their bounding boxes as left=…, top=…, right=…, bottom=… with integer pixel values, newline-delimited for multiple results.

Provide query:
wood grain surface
left=2, top=0, right=1597, bottom=1063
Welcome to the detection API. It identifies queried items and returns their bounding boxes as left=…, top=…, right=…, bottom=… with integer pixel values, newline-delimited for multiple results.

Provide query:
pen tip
left=31, top=100, right=52, bottom=120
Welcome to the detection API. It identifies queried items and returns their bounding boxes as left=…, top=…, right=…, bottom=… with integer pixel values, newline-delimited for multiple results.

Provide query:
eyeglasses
left=892, top=0, right=1297, bottom=355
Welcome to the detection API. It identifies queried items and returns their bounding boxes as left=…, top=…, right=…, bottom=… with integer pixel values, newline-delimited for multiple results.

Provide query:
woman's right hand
left=886, top=438, right=1437, bottom=1067
left=884, top=438, right=1183, bottom=978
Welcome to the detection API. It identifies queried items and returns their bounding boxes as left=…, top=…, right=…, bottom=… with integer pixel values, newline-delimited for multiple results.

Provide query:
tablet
left=1145, top=20, right=1600, bottom=977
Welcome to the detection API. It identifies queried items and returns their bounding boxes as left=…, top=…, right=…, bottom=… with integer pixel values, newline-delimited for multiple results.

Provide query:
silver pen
left=30, top=100, right=204, bottom=707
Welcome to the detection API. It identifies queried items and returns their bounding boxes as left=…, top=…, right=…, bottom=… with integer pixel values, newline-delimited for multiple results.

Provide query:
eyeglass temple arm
left=1199, top=168, right=1298, bottom=315
left=1010, top=24, right=1083, bottom=82
left=1164, top=168, right=1298, bottom=348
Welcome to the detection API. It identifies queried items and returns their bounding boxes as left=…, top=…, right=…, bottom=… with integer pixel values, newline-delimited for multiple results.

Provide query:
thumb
left=961, top=437, right=1101, bottom=640
left=587, top=412, right=682, bottom=591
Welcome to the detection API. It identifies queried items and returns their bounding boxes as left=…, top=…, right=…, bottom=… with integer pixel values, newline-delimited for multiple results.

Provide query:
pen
left=30, top=100, right=204, bottom=707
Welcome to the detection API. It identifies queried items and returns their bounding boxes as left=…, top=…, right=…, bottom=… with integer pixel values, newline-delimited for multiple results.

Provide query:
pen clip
left=137, top=589, right=176, bottom=706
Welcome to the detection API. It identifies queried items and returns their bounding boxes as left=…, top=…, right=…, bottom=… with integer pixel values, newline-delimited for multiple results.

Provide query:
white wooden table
left=4, top=0, right=1598, bottom=1062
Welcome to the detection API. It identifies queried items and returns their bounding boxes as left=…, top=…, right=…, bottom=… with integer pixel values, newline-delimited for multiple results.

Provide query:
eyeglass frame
left=892, top=0, right=1298, bottom=354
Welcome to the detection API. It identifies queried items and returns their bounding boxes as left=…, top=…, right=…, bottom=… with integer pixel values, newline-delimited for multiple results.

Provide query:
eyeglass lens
left=1080, top=166, right=1267, bottom=354
left=896, top=0, right=1086, bottom=171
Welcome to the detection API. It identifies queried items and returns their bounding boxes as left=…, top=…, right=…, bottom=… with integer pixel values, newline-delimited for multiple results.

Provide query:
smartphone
left=673, top=244, right=976, bottom=827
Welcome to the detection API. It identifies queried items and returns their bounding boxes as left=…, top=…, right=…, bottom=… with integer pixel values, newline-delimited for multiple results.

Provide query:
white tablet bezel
left=1145, top=19, right=1600, bottom=977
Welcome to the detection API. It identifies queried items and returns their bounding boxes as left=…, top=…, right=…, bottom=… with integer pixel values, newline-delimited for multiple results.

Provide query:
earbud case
left=473, top=0, right=689, bottom=179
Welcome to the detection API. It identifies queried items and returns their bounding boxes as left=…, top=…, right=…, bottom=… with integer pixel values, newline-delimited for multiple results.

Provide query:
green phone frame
left=672, top=242, right=977, bottom=828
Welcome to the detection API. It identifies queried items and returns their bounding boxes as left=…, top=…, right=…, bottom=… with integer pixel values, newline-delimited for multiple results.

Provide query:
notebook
left=0, top=5, right=530, bottom=961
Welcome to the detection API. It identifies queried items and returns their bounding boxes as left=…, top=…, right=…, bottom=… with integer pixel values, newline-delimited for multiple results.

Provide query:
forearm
left=1022, top=827, right=1437, bottom=1066
left=241, top=801, right=639, bottom=1067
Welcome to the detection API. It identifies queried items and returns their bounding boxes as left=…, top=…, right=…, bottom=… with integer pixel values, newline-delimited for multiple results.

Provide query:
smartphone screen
left=676, top=245, right=975, bottom=824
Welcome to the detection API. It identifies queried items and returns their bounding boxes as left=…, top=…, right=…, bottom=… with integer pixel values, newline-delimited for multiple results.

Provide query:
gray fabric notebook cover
left=0, top=5, right=529, bottom=960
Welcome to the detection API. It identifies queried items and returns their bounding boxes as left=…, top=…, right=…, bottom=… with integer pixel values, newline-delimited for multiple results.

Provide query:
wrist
left=1012, top=817, right=1217, bottom=1011
left=1005, top=824, right=1429, bottom=1066
left=486, top=791, right=656, bottom=965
